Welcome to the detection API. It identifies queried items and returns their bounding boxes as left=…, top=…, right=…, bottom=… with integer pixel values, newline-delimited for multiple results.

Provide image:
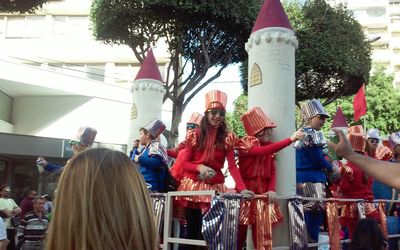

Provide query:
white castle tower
left=128, top=49, right=165, bottom=152
left=246, top=0, right=298, bottom=247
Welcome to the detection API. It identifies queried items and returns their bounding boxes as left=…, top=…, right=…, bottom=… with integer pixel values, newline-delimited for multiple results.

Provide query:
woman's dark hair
left=198, top=113, right=227, bottom=150
left=351, top=218, right=386, bottom=250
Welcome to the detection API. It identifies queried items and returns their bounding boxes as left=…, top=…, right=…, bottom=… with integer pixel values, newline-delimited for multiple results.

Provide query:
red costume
left=236, top=107, right=290, bottom=249
left=167, top=141, right=185, bottom=159
left=175, top=128, right=246, bottom=211
left=174, top=91, right=246, bottom=212
left=339, top=126, right=378, bottom=239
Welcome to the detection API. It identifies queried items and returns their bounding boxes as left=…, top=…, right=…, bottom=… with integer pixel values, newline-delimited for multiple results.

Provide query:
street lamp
left=367, top=35, right=381, bottom=43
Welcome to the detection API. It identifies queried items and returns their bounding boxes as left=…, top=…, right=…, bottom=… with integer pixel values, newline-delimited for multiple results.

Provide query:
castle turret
left=128, top=49, right=165, bottom=152
left=246, top=0, right=297, bottom=247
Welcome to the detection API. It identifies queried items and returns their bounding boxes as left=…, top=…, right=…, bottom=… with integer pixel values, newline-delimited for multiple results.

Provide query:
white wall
left=12, top=96, right=130, bottom=144
left=0, top=120, right=13, bottom=133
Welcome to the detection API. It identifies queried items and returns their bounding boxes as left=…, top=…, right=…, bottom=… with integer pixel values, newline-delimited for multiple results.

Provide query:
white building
left=0, top=0, right=170, bottom=198
left=327, top=0, right=400, bottom=87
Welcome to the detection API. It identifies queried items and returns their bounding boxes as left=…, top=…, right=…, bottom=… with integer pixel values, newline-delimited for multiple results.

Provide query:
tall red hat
left=348, top=125, right=366, bottom=153
left=187, top=112, right=203, bottom=126
left=204, top=90, right=227, bottom=111
left=240, top=107, right=276, bottom=136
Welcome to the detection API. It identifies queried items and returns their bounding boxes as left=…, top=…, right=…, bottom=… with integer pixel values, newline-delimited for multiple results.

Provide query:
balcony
left=357, top=16, right=389, bottom=28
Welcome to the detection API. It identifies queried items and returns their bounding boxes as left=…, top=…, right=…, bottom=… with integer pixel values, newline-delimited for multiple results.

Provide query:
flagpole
left=363, top=115, right=367, bottom=130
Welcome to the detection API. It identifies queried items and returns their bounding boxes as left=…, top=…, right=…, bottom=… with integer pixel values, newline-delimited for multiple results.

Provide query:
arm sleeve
left=226, top=150, right=246, bottom=192
left=167, top=149, right=179, bottom=159
left=44, top=163, right=64, bottom=173
left=306, top=147, right=332, bottom=171
left=267, top=161, right=277, bottom=192
left=138, top=152, right=164, bottom=169
left=179, top=146, right=200, bottom=173
left=244, top=138, right=292, bottom=156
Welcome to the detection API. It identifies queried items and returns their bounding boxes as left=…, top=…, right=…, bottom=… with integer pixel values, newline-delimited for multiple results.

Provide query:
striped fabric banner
left=288, top=198, right=308, bottom=250
left=202, top=194, right=241, bottom=250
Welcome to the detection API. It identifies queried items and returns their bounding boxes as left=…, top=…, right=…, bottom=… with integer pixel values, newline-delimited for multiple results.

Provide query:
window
left=26, top=16, right=45, bottom=38
left=390, top=0, right=400, bottom=5
left=0, top=17, right=5, bottom=37
left=52, top=16, right=91, bottom=39
left=6, top=16, right=25, bottom=38
left=68, top=16, right=89, bottom=38
left=86, top=64, right=105, bottom=82
left=53, top=16, right=68, bottom=37
left=366, top=8, right=386, bottom=17
left=64, top=63, right=86, bottom=78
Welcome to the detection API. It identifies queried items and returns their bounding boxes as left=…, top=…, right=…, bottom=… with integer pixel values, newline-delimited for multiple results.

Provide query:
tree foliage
left=231, top=66, right=400, bottom=137
left=0, top=0, right=47, bottom=13
left=90, top=0, right=261, bottom=146
left=225, top=93, right=248, bottom=138
left=241, top=0, right=371, bottom=105
left=325, top=65, right=400, bottom=136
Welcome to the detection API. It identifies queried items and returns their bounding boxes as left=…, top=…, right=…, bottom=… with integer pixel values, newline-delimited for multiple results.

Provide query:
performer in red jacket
left=339, top=125, right=379, bottom=239
left=167, top=112, right=203, bottom=159
left=173, top=90, right=254, bottom=244
left=236, top=107, right=303, bottom=249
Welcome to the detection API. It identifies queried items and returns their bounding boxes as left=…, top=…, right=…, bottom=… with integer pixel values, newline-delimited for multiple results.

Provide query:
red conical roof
left=135, top=49, right=163, bottom=82
left=330, top=107, right=349, bottom=129
left=252, top=0, right=293, bottom=33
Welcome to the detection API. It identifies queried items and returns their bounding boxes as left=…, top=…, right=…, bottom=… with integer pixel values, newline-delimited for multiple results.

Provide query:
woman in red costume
left=236, top=107, right=303, bottom=249
left=339, top=125, right=379, bottom=239
left=174, top=90, right=254, bottom=244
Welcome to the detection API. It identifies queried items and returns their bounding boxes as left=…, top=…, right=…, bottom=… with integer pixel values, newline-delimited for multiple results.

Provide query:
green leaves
left=325, top=65, right=400, bottom=135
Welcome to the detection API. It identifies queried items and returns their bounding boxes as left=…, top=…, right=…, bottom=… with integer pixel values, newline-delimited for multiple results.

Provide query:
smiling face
left=308, top=115, right=327, bottom=130
left=207, top=109, right=225, bottom=127
left=255, top=128, right=273, bottom=143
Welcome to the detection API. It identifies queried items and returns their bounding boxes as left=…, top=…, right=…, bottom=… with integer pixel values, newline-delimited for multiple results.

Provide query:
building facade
left=328, top=0, right=400, bottom=87
left=0, top=0, right=170, bottom=200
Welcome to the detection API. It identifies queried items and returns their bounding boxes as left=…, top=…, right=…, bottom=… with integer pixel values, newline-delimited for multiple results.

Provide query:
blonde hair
left=45, top=148, right=157, bottom=250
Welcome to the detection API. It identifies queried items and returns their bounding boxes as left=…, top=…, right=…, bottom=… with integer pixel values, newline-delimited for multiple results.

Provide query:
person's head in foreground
left=351, top=218, right=386, bottom=250
left=45, top=148, right=157, bottom=250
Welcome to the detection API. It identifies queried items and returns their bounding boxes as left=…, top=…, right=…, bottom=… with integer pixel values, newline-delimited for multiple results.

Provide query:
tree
left=0, top=0, right=47, bottom=13
left=225, top=93, right=248, bottom=138
left=240, top=0, right=371, bottom=105
left=325, top=65, right=400, bottom=136
left=90, top=0, right=261, bottom=147
left=230, top=66, right=400, bottom=137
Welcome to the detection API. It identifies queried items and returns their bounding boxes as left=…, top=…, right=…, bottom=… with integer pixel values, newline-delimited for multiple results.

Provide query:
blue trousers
left=304, top=210, right=324, bottom=242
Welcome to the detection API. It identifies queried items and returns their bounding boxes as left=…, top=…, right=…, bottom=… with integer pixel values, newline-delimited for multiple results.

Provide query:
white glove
left=265, top=191, right=278, bottom=203
left=36, top=157, right=48, bottom=167
left=241, top=189, right=255, bottom=200
left=198, top=165, right=216, bottom=180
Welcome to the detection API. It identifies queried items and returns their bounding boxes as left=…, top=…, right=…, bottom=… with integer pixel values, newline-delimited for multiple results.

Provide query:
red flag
left=353, top=84, right=367, bottom=121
